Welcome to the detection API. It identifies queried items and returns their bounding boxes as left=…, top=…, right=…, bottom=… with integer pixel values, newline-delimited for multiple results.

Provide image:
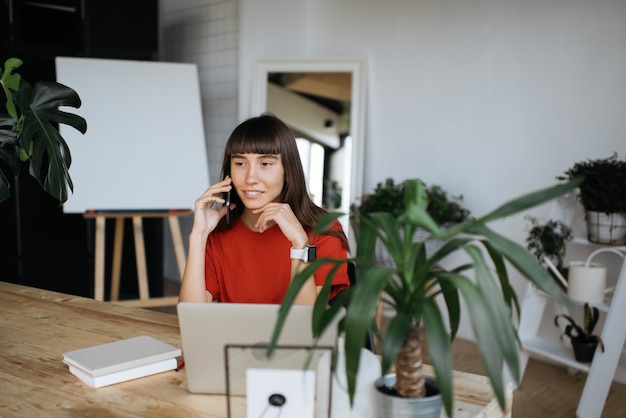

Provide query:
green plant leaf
left=422, top=299, right=454, bottom=417
left=16, top=80, right=86, bottom=203
left=311, top=259, right=346, bottom=337
left=355, top=210, right=378, bottom=264
left=483, top=241, right=521, bottom=319
left=1, top=58, right=22, bottom=121
left=444, top=273, right=511, bottom=410
left=268, top=259, right=333, bottom=351
left=554, top=314, right=584, bottom=339
left=366, top=212, right=404, bottom=265
left=468, top=224, right=569, bottom=307
left=437, top=275, right=461, bottom=340
left=344, top=265, right=392, bottom=401
left=475, top=178, right=584, bottom=225
left=0, top=115, right=19, bottom=145
left=380, top=312, right=411, bottom=374
left=312, top=211, right=345, bottom=236
left=466, top=245, right=521, bottom=383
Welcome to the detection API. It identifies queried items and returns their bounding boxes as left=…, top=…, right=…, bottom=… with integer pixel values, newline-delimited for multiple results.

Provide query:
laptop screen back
left=177, top=302, right=341, bottom=394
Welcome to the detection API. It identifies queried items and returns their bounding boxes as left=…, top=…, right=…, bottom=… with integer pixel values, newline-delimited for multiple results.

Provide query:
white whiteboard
left=56, top=57, right=209, bottom=213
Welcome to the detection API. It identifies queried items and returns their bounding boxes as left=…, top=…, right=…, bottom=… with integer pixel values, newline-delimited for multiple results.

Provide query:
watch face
left=307, top=245, right=317, bottom=262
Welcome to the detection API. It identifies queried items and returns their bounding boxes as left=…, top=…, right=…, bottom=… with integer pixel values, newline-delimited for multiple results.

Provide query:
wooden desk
left=0, top=282, right=510, bottom=417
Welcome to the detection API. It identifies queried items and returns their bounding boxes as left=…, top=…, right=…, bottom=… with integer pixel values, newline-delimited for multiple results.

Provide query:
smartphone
left=223, top=189, right=231, bottom=224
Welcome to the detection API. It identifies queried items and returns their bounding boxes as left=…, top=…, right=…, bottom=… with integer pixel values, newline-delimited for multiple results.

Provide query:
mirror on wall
left=251, top=58, right=366, bottom=239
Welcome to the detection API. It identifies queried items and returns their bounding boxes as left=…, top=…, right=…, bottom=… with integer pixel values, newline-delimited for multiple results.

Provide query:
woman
left=179, top=113, right=350, bottom=305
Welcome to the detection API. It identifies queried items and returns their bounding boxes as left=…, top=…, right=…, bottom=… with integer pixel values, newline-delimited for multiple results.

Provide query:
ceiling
left=268, top=72, right=351, bottom=115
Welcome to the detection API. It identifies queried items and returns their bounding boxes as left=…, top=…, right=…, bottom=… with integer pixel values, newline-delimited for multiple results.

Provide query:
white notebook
left=63, top=335, right=181, bottom=377
left=67, top=358, right=178, bottom=388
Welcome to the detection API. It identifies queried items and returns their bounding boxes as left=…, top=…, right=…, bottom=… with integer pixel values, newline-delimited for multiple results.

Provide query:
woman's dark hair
left=216, top=113, right=348, bottom=249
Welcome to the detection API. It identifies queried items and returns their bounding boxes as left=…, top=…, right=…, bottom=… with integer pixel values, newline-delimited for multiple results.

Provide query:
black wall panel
left=0, top=0, right=162, bottom=299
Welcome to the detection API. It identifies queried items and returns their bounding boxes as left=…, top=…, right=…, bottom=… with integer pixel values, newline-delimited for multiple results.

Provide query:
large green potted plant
left=270, top=177, right=582, bottom=417
left=0, top=57, right=87, bottom=204
left=558, top=153, right=626, bottom=245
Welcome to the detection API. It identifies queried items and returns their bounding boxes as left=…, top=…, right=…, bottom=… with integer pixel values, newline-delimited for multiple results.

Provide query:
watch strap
left=290, top=245, right=317, bottom=262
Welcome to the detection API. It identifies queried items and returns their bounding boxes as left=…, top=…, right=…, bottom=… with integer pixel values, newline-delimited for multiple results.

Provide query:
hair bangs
left=226, top=122, right=283, bottom=156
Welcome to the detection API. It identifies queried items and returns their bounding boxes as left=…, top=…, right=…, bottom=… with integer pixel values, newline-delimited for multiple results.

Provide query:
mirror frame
left=251, top=58, right=367, bottom=233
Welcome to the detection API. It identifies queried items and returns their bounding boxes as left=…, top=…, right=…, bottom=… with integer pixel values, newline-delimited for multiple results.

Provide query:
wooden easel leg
left=168, top=215, right=187, bottom=279
left=110, top=218, right=124, bottom=301
left=94, top=216, right=106, bottom=301
left=132, top=216, right=150, bottom=300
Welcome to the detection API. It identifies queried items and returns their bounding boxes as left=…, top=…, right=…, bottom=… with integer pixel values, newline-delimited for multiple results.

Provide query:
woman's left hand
left=252, top=203, right=308, bottom=248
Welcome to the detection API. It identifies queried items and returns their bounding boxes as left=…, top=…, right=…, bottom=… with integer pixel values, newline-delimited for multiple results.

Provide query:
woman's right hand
left=191, top=177, right=233, bottom=237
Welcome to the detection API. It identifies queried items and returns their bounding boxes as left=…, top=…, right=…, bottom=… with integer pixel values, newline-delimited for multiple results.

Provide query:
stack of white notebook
left=63, top=335, right=181, bottom=388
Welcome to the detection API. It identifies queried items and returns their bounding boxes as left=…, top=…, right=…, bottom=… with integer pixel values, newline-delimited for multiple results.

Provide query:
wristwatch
left=290, top=245, right=317, bottom=262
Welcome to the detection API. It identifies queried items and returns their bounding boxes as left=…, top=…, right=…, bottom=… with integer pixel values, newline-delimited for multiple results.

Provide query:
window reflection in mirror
left=265, top=71, right=352, bottom=211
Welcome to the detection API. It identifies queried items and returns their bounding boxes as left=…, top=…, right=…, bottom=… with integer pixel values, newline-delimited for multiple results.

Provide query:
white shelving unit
left=518, top=238, right=626, bottom=418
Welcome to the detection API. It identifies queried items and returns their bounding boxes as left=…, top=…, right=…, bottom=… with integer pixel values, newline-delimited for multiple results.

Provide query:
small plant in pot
left=525, top=216, right=573, bottom=289
left=558, top=153, right=626, bottom=245
left=0, top=57, right=86, bottom=204
left=270, top=177, right=582, bottom=417
left=554, top=303, right=605, bottom=363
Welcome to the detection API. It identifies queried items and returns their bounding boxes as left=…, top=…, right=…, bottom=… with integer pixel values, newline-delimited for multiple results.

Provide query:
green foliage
left=554, top=303, right=605, bottom=350
left=359, top=177, right=471, bottom=225
left=558, top=153, right=626, bottom=214
left=0, top=58, right=87, bottom=203
left=270, top=177, right=583, bottom=417
left=525, top=217, right=573, bottom=270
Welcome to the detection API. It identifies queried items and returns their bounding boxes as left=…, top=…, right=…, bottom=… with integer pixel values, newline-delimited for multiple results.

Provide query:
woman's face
left=230, top=153, right=285, bottom=210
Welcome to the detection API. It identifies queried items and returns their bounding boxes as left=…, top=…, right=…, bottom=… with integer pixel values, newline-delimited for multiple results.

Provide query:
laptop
left=177, top=302, right=342, bottom=395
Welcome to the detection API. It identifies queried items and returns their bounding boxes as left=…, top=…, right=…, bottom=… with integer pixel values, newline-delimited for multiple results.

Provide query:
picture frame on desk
left=224, top=344, right=333, bottom=418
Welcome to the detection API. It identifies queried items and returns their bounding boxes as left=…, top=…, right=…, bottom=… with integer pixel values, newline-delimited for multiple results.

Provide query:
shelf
left=521, top=336, right=591, bottom=373
left=571, top=236, right=626, bottom=251
left=534, top=201, right=626, bottom=417
left=529, top=285, right=611, bottom=312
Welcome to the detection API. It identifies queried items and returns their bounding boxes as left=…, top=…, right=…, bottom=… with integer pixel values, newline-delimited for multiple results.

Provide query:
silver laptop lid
left=177, top=302, right=342, bottom=394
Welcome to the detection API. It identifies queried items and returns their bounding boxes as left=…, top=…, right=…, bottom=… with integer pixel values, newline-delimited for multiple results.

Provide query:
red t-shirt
left=204, top=219, right=350, bottom=303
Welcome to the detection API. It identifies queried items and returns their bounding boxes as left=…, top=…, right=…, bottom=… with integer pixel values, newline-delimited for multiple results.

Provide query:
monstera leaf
left=0, top=58, right=86, bottom=203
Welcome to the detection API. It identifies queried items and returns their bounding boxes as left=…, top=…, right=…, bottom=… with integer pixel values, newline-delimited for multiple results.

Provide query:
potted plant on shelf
left=554, top=303, right=605, bottom=363
left=525, top=216, right=573, bottom=289
left=358, top=178, right=471, bottom=266
left=558, top=153, right=626, bottom=245
left=271, top=177, right=583, bottom=417
left=0, top=57, right=87, bottom=204
left=359, top=178, right=471, bottom=225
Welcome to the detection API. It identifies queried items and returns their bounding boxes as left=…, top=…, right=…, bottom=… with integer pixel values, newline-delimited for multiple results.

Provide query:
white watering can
left=545, top=248, right=624, bottom=304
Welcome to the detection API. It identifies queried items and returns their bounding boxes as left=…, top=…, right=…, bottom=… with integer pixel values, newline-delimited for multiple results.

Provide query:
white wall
left=160, top=0, right=239, bottom=280
left=240, top=0, right=626, bottom=339
left=161, top=0, right=239, bottom=185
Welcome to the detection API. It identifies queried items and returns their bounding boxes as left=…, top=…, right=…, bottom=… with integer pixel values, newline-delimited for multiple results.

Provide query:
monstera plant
left=0, top=57, right=87, bottom=203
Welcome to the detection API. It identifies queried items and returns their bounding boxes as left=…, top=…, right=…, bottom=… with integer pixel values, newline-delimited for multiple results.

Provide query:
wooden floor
left=424, top=338, right=626, bottom=418
left=153, top=280, right=626, bottom=417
